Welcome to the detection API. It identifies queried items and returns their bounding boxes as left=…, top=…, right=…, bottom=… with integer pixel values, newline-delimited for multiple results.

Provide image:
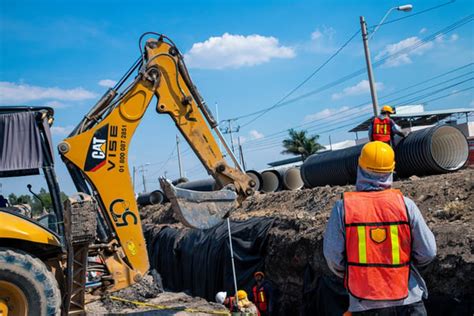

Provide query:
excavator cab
left=0, top=106, right=65, bottom=315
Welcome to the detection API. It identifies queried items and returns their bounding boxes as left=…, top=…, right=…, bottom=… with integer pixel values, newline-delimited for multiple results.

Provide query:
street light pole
left=360, top=15, right=380, bottom=116
left=360, top=4, right=413, bottom=117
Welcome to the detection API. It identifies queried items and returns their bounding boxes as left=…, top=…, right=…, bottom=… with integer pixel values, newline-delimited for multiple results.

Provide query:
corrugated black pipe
left=176, top=178, right=216, bottom=191
left=301, top=125, right=468, bottom=188
left=137, top=190, right=165, bottom=206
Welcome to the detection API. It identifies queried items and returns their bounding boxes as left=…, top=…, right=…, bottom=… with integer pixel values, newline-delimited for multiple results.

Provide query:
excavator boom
left=58, top=33, right=255, bottom=292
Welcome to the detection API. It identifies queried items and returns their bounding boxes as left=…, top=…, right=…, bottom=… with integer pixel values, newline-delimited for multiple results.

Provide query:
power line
left=243, top=75, right=474, bottom=151
left=242, top=64, right=474, bottom=147
left=229, top=14, right=473, bottom=126
left=369, top=0, right=457, bottom=29
left=234, top=29, right=361, bottom=126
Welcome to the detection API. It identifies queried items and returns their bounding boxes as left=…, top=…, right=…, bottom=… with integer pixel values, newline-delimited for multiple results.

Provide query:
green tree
left=8, top=188, right=68, bottom=217
left=282, top=129, right=325, bottom=160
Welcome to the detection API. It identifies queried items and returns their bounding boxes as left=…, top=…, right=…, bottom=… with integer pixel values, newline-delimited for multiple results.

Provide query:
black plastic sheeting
left=145, top=218, right=275, bottom=302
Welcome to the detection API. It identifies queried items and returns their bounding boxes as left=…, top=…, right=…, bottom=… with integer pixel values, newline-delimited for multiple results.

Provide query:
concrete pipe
left=137, top=190, right=165, bottom=206
left=246, top=170, right=263, bottom=191
left=281, top=167, right=304, bottom=190
left=300, top=125, right=469, bottom=188
left=176, top=178, right=217, bottom=191
left=260, top=170, right=282, bottom=192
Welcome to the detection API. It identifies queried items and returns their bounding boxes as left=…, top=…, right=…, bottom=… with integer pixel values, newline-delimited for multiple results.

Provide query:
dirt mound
left=142, top=168, right=473, bottom=314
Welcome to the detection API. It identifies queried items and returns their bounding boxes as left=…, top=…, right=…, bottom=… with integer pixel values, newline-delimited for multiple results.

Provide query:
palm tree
left=281, top=129, right=325, bottom=160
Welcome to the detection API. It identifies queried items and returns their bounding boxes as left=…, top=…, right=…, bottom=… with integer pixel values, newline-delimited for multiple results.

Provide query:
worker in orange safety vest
left=323, top=141, right=436, bottom=315
left=251, top=271, right=274, bottom=316
left=368, top=105, right=407, bottom=147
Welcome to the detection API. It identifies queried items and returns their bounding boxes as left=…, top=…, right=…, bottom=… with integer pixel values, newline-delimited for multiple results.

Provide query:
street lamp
left=360, top=4, right=413, bottom=116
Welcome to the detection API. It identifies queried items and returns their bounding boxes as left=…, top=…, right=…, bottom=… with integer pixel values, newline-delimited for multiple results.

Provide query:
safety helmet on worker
left=254, top=271, right=265, bottom=278
left=215, top=291, right=227, bottom=304
left=381, top=105, right=395, bottom=115
left=237, top=290, right=248, bottom=300
left=358, top=141, right=395, bottom=173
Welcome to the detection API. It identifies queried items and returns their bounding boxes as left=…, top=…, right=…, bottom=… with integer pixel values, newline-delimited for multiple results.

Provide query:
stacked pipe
left=260, top=167, right=304, bottom=192
left=300, top=125, right=469, bottom=188
left=136, top=190, right=166, bottom=206
left=174, top=168, right=304, bottom=194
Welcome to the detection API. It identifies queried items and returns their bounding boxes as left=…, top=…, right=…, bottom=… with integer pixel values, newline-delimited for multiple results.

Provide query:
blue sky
left=1, top=0, right=473, bottom=196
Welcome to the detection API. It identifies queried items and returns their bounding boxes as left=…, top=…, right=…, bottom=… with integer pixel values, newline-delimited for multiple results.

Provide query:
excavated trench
left=140, top=168, right=473, bottom=315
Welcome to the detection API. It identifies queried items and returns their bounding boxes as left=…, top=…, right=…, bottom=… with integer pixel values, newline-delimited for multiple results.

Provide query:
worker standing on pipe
left=368, top=105, right=407, bottom=147
left=323, top=141, right=436, bottom=315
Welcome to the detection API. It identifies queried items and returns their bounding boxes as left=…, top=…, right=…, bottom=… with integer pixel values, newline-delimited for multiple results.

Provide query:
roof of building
left=349, top=108, right=474, bottom=132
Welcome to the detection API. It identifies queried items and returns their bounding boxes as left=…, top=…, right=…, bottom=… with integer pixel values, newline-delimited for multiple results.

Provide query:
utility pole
left=360, top=16, right=379, bottom=116
left=329, top=135, right=333, bottom=151
left=137, top=163, right=150, bottom=193
left=238, top=136, right=246, bottom=170
left=132, top=166, right=136, bottom=191
left=176, top=135, right=184, bottom=178
left=220, top=119, right=240, bottom=154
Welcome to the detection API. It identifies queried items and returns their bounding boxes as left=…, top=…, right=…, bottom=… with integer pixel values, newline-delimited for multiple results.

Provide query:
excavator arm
left=58, top=34, right=255, bottom=293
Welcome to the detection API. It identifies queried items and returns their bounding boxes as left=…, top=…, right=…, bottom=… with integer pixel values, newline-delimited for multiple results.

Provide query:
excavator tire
left=0, top=247, right=61, bottom=316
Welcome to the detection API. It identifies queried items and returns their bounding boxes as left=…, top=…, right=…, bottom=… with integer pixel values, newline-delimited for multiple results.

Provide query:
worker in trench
left=251, top=271, right=274, bottom=316
left=368, top=105, right=408, bottom=147
left=323, top=141, right=436, bottom=315
left=216, top=290, right=260, bottom=315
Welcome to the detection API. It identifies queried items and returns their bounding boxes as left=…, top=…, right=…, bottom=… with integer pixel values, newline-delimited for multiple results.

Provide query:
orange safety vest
left=344, top=189, right=411, bottom=301
left=252, top=285, right=267, bottom=312
left=372, top=117, right=392, bottom=143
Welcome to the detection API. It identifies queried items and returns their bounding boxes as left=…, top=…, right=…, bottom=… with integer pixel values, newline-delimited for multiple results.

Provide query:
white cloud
left=450, top=34, right=459, bottom=41
left=470, top=100, right=474, bottom=107
left=249, top=130, right=264, bottom=140
left=44, top=101, right=66, bottom=108
left=0, top=82, right=97, bottom=104
left=419, top=28, right=427, bottom=34
left=50, top=125, right=74, bottom=136
left=308, top=26, right=336, bottom=53
left=375, top=36, right=434, bottom=68
left=184, top=33, right=295, bottom=69
left=331, top=80, right=384, bottom=100
left=98, top=79, right=117, bottom=88
left=304, top=106, right=349, bottom=123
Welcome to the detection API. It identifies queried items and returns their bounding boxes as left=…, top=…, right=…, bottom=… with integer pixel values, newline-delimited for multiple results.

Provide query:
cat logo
left=84, top=124, right=109, bottom=172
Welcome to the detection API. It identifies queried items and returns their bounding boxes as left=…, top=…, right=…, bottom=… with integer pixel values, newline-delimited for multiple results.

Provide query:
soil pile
left=141, top=168, right=473, bottom=315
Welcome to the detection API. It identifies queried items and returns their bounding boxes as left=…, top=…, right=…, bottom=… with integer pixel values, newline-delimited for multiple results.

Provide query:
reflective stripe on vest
left=372, top=117, right=391, bottom=143
left=344, top=189, right=412, bottom=301
left=252, top=285, right=267, bottom=312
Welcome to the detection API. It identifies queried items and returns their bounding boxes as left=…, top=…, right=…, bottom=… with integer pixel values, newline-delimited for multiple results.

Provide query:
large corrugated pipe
left=137, top=190, right=165, bottom=206
left=176, top=178, right=216, bottom=191
left=301, top=125, right=468, bottom=188
left=300, top=145, right=362, bottom=187
left=246, top=170, right=263, bottom=191
left=395, top=125, right=469, bottom=177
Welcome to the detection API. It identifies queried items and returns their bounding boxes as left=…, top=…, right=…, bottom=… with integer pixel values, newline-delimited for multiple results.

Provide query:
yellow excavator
left=0, top=32, right=255, bottom=315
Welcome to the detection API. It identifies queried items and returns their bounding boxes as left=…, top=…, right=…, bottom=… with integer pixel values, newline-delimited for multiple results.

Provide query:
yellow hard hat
left=358, top=141, right=395, bottom=173
left=381, top=105, right=395, bottom=114
left=237, top=290, right=248, bottom=300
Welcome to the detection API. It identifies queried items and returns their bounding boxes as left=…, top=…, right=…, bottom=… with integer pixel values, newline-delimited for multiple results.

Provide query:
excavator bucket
left=159, top=178, right=238, bottom=229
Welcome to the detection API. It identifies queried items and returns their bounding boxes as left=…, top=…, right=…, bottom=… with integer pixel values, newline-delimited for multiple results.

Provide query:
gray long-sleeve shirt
left=323, top=168, right=437, bottom=312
